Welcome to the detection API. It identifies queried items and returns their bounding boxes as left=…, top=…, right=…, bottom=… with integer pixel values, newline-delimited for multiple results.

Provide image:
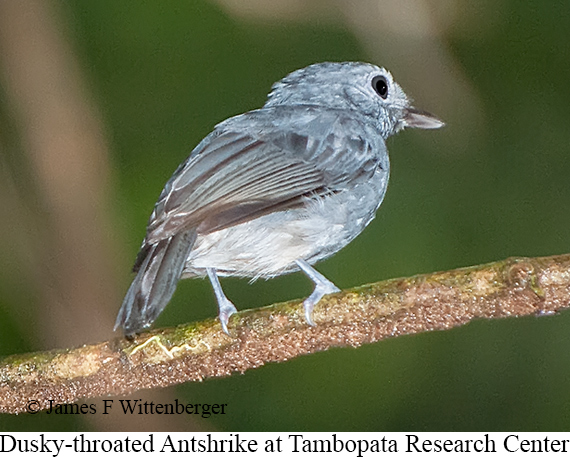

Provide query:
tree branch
left=2, top=254, right=570, bottom=414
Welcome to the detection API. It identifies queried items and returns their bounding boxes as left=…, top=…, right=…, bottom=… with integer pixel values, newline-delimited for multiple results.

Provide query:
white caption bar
left=2, top=433, right=569, bottom=456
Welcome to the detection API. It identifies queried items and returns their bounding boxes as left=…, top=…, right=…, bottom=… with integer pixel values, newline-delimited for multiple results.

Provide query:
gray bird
left=115, top=61, right=444, bottom=335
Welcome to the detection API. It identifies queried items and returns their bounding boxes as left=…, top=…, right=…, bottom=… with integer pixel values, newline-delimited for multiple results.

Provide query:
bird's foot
left=218, top=298, right=237, bottom=335
left=296, top=259, right=340, bottom=326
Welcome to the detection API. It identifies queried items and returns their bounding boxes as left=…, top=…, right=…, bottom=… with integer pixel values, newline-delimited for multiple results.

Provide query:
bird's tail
left=115, top=230, right=197, bottom=335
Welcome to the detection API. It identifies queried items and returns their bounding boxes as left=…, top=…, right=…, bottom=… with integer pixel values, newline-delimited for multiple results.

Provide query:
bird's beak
left=402, top=107, right=445, bottom=129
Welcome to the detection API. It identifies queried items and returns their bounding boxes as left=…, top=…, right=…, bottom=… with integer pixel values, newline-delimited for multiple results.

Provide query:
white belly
left=182, top=170, right=388, bottom=280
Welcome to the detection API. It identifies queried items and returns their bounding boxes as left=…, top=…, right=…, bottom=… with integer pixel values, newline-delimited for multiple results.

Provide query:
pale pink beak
left=402, top=107, right=445, bottom=129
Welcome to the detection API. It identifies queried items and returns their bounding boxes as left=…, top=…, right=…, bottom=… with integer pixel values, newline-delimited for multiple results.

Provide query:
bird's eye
left=372, top=76, right=388, bottom=99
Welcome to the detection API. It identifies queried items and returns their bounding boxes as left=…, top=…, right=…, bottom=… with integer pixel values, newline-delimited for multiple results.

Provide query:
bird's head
left=265, top=61, right=444, bottom=139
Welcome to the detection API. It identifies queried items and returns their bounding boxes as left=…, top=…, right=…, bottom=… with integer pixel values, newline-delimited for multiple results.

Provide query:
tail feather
left=115, top=230, right=197, bottom=334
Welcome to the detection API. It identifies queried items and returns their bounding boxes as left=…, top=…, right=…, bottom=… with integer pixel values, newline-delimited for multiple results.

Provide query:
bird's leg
left=207, top=267, right=237, bottom=335
left=295, top=259, right=340, bottom=326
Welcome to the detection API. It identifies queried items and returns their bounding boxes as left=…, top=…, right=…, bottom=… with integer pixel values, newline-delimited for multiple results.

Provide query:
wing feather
left=145, top=108, right=382, bottom=244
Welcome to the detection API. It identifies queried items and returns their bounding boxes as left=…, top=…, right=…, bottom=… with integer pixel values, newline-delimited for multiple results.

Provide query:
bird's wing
left=144, top=107, right=383, bottom=246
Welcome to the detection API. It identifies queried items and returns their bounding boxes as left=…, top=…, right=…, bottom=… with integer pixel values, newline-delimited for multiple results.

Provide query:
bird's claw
left=218, top=300, right=237, bottom=335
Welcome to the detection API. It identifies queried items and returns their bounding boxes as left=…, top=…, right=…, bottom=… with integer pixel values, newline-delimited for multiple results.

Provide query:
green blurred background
left=1, top=0, right=570, bottom=431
